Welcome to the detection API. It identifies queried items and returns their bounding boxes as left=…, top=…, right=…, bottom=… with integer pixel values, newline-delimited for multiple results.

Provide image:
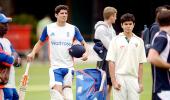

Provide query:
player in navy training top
left=148, top=10, right=170, bottom=100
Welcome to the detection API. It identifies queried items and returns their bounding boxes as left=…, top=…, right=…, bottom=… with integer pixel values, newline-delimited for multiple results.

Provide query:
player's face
left=121, top=21, right=135, bottom=34
left=109, top=13, right=117, bottom=24
left=0, top=23, right=8, bottom=37
left=56, top=10, right=68, bottom=22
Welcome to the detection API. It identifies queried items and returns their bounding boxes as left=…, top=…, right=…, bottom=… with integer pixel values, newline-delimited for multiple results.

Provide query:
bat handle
left=25, top=62, right=30, bottom=75
left=99, top=71, right=106, bottom=91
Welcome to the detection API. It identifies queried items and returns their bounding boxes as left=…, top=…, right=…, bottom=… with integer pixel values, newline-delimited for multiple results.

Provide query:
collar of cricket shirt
left=119, top=32, right=136, bottom=43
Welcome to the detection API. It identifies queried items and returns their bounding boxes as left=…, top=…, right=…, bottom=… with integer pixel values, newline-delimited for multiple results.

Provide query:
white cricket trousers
left=113, top=74, right=140, bottom=100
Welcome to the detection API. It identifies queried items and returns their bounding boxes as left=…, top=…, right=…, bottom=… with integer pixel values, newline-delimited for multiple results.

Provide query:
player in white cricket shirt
left=27, top=5, right=88, bottom=100
left=0, top=13, right=21, bottom=100
left=106, top=13, right=147, bottom=100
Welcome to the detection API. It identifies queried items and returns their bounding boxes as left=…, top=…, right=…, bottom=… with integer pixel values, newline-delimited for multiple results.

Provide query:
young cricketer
left=106, top=13, right=147, bottom=100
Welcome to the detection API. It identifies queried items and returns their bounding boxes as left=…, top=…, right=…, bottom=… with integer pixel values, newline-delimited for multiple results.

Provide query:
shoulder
left=133, top=34, right=144, bottom=43
left=150, top=22, right=159, bottom=31
left=46, top=22, right=56, bottom=28
left=112, top=28, right=116, bottom=33
left=112, top=36, right=118, bottom=41
left=95, top=25, right=108, bottom=37
left=66, top=24, right=80, bottom=34
left=117, top=32, right=124, bottom=38
left=66, top=23, right=75, bottom=28
left=152, top=31, right=168, bottom=44
left=0, top=38, right=11, bottom=47
left=134, top=34, right=143, bottom=40
left=151, top=22, right=159, bottom=28
left=151, top=31, right=168, bottom=53
left=113, top=33, right=123, bottom=41
left=157, top=31, right=167, bottom=38
left=3, top=38, right=10, bottom=44
left=96, top=25, right=107, bottom=31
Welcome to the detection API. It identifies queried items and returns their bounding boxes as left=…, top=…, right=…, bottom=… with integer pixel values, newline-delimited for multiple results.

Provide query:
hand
left=138, top=83, right=144, bottom=93
left=27, top=52, right=35, bottom=62
left=11, top=52, right=21, bottom=67
left=14, top=57, right=21, bottom=67
left=113, top=81, right=121, bottom=91
left=81, top=52, right=88, bottom=61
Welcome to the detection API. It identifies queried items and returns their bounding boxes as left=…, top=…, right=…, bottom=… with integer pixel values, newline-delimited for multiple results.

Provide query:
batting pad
left=63, top=87, right=73, bottom=100
left=50, top=89, right=64, bottom=100
left=76, top=68, right=107, bottom=100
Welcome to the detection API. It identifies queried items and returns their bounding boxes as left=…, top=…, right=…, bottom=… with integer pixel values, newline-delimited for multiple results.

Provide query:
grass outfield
left=15, top=61, right=152, bottom=100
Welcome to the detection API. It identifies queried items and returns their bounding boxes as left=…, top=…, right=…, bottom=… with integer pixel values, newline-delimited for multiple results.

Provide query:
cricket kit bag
left=76, top=68, right=107, bottom=100
left=0, top=51, right=14, bottom=85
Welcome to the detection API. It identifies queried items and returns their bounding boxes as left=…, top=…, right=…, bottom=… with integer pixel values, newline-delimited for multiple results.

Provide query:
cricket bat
left=19, top=62, right=30, bottom=100
left=99, top=70, right=106, bottom=91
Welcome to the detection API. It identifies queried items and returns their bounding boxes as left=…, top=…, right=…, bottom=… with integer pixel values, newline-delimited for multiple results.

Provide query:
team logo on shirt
left=120, top=45, right=125, bottom=49
left=67, top=32, right=69, bottom=37
left=51, top=41, right=72, bottom=46
left=135, top=43, right=138, bottom=47
left=50, top=32, right=55, bottom=36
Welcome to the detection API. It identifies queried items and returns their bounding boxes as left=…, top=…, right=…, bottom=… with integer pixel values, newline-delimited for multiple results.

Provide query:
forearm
left=81, top=40, right=88, bottom=54
left=0, top=53, right=13, bottom=63
left=108, top=61, right=116, bottom=83
left=149, top=56, right=170, bottom=69
left=11, top=52, right=19, bottom=59
left=148, top=49, right=170, bottom=69
left=31, top=40, right=44, bottom=55
left=138, top=63, right=143, bottom=84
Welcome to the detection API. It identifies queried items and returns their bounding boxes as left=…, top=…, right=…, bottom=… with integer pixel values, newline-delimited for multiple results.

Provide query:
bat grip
left=99, top=71, right=106, bottom=91
left=25, top=62, right=30, bottom=75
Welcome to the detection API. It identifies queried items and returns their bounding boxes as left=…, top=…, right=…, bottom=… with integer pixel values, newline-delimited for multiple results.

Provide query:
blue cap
left=0, top=13, right=12, bottom=23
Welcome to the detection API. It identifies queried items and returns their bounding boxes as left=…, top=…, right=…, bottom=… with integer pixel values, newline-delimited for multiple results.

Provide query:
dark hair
left=163, top=5, right=170, bottom=10
left=55, top=5, right=69, bottom=14
left=120, top=13, right=135, bottom=24
left=156, top=10, right=170, bottom=26
left=155, top=6, right=167, bottom=15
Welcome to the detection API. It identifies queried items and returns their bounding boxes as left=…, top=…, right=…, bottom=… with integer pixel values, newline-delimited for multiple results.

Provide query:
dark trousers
left=3, top=88, right=19, bottom=100
left=152, top=92, right=161, bottom=100
left=97, top=60, right=112, bottom=86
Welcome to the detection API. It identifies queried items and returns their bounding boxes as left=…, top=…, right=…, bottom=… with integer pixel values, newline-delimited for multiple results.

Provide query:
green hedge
left=12, top=13, right=38, bottom=47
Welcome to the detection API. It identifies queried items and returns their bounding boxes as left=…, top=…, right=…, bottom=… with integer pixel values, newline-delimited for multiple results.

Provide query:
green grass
left=15, top=62, right=152, bottom=100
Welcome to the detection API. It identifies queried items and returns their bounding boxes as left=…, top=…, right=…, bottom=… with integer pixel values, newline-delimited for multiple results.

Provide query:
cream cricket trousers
left=113, top=74, right=140, bottom=100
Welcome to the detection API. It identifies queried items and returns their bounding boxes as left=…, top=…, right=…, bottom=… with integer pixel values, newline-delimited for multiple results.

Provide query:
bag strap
left=0, top=43, right=3, bottom=50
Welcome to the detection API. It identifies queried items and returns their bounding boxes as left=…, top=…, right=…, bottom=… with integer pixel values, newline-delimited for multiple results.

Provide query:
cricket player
left=150, top=5, right=169, bottom=44
left=142, top=5, right=168, bottom=56
left=0, top=13, right=21, bottom=100
left=27, top=5, right=88, bottom=100
left=148, top=10, right=170, bottom=100
left=106, top=13, right=147, bottom=100
left=94, top=6, right=117, bottom=100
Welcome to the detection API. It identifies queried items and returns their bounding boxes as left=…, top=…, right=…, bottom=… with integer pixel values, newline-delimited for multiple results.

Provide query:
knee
left=52, top=84, right=62, bottom=94
left=63, top=87, right=73, bottom=100
left=107, top=85, right=112, bottom=93
left=50, top=89, right=64, bottom=100
left=63, top=69, right=74, bottom=86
